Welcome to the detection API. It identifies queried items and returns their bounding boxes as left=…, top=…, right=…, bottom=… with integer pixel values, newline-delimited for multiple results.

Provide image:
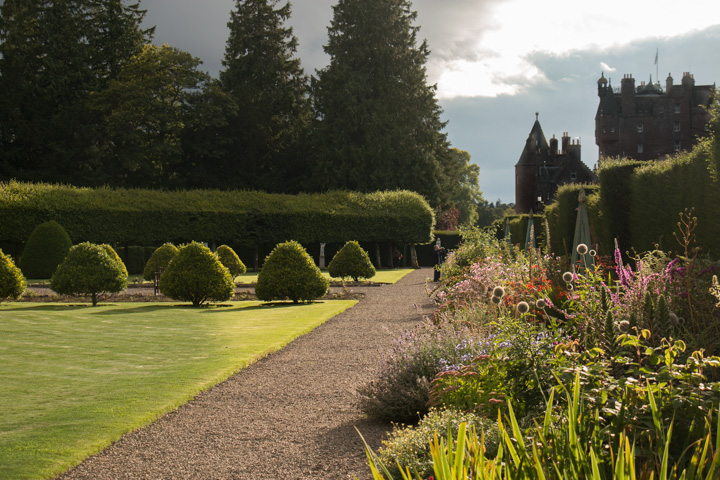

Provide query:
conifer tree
left=311, top=0, right=449, bottom=205
left=217, top=0, right=310, bottom=192
left=0, top=0, right=151, bottom=184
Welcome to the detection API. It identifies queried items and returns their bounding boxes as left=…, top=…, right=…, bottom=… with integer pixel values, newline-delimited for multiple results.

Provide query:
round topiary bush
left=158, top=241, right=234, bottom=307
left=50, top=242, right=129, bottom=306
left=0, top=248, right=26, bottom=302
left=255, top=240, right=329, bottom=304
left=328, top=240, right=376, bottom=281
left=19, top=220, right=73, bottom=279
left=216, top=245, right=246, bottom=280
left=143, top=243, right=179, bottom=281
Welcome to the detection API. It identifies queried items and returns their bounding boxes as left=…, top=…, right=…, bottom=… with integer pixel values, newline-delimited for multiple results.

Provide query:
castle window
left=602, top=127, right=607, bottom=134
left=638, top=143, right=644, bottom=154
left=658, top=105, right=664, bottom=114
left=674, top=140, right=681, bottom=151
left=570, top=171, right=577, bottom=180
left=636, top=124, right=644, bottom=133
left=674, top=122, right=681, bottom=132
left=610, top=126, right=616, bottom=133
left=674, top=103, right=681, bottom=114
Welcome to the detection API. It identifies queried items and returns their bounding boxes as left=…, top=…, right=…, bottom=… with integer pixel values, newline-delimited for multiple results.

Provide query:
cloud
left=600, top=62, right=616, bottom=72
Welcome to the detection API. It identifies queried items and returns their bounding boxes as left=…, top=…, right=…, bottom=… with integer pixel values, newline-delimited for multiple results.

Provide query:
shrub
left=143, top=243, right=179, bottom=281
left=0, top=248, right=26, bottom=302
left=50, top=242, right=128, bottom=306
left=328, top=240, right=376, bottom=281
left=159, top=241, right=234, bottom=307
left=216, top=245, right=246, bottom=280
left=19, top=220, right=72, bottom=279
left=376, top=408, right=498, bottom=479
left=255, top=240, right=329, bottom=304
left=357, top=321, right=489, bottom=424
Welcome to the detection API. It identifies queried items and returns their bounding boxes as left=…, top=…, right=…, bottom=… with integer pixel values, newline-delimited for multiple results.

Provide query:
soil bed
left=56, top=268, right=435, bottom=480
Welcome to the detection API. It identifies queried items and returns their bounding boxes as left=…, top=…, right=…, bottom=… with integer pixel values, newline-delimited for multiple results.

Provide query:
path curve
left=58, top=268, right=436, bottom=480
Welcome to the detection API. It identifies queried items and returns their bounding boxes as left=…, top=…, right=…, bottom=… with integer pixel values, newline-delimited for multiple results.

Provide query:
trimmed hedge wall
left=0, top=184, right=435, bottom=262
left=544, top=184, right=601, bottom=256
left=597, top=158, right=644, bottom=254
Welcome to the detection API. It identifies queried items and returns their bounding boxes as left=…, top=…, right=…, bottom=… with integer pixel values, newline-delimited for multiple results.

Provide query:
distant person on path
left=392, top=247, right=403, bottom=268
left=433, top=243, right=446, bottom=282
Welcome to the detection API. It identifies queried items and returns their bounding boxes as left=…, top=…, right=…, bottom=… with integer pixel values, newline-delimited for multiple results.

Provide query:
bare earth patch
left=56, top=268, right=436, bottom=479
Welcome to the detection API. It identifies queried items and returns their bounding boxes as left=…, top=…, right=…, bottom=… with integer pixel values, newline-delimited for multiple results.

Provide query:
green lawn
left=28, top=268, right=416, bottom=286
left=0, top=300, right=356, bottom=480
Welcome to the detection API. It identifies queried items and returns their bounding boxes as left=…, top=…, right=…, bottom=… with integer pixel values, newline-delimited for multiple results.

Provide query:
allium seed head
left=536, top=298, right=546, bottom=309
left=491, top=295, right=502, bottom=305
left=562, top=271, right=574, bottom=283
left=618, top=320, right=630, bottom=333
left=589, top=249, right=597, bottom=257
left=669, top=312, right=679, bottom=326
left=576, top=243, right=589, bottom=255
left=516, top=301, right=530, bottom=314
left=492, top=286, right=506, bottom=298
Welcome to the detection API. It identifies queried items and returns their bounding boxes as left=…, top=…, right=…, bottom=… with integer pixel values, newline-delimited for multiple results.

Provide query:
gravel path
left=57, top=268, right=436, bottom=480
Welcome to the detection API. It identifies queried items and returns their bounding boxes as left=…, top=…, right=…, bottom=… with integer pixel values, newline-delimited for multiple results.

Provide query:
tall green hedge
left=597, top=158, right=644, bottom=254
left=629, top=146, right=720, bottom=256
left=0, top=183, right=435, bottom=251
left=544, top=184, right=601, bottom=256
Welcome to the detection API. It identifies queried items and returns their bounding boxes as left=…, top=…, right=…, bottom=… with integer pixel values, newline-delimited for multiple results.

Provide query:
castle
left=595, top=72, right=715, bottom=161
left=514, top=114, right=596, bottom=214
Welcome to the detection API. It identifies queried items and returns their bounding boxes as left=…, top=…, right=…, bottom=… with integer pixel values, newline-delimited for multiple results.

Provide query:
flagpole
left=655, top=48, right=659, bottom=85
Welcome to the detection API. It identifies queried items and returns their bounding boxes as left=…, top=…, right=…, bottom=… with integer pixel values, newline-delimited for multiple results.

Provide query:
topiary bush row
left=0, top=183, right=434, bottom=250
left=0, top=248, right=26, bottom=302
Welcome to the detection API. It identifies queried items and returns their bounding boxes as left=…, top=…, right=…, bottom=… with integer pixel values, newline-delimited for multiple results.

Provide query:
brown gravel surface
left=56, top=268, right=436, bottom=480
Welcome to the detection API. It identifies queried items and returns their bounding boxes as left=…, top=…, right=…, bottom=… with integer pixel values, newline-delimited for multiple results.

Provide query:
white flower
left=576, top=243, right=589, bottom=255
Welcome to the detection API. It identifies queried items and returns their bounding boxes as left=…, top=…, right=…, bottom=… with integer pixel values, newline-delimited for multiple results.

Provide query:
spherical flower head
left=562, top=271, right=574, bottom=283
left=618, top=320, right=630, bottom=333
left=536, top=298, right=546, bottom=309
left=669, top=312, right=679, bottom=326
left=516, top=301, right=530, bottom=314
left=491, top=295, right=502, bottom=305
left=589, top=249, right=597, bottom=257
left=576, top=243, right=589, bottom=255
left=492, top=286, right=506, bottom=298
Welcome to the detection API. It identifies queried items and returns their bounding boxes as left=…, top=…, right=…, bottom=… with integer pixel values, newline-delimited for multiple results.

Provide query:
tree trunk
left=410, top=244, right=419, bottom=269
left=374, top=242, right=382, bottom=269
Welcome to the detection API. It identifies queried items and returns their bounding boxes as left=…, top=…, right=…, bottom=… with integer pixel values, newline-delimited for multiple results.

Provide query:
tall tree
left=88, top=44, right=215, bottom=188
left=0, top=0, right=151, bottom=184
left=311, top=0, right=449, bottom=205
left=440, top=148, right=484, bottom=226
left=217, top=0, right=310, bottom=192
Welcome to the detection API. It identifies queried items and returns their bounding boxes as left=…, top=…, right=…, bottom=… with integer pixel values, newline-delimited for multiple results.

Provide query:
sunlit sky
left=142, top=0, right=720, bottom=204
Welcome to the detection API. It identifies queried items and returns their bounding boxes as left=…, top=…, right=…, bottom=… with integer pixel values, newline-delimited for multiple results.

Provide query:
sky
left=141, top=0, right=720, bottom=204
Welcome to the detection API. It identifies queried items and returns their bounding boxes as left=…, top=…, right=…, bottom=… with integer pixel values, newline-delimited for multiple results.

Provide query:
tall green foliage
left=328, top=240, right=375, bottom=281
left=0, top=248, right=26, bottom=302
left=255, top=241, right=328, bottom=303
left=0, top=0, right=151, bottom=184
left=311, top=0, right=449, bottom=205
left=19, top=220, right=73, bottom=279
left=218, top=0, right=311, bottom=192
left=50, top=242, right=128, bottom=306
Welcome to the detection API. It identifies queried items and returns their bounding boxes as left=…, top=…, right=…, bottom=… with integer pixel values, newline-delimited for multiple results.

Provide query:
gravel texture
left=56, top=268, right=436, bottom=480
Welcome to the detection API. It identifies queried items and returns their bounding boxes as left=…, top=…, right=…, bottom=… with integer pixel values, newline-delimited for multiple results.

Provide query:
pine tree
left=311, top=0, right=449, bottom=205
left=0, top=0, right=151, bottom=184
left=217, top=0, right=310, bottom=192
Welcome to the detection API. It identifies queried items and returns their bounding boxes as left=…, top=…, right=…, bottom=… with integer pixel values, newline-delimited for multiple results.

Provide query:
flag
left=654, top=48, right=658, bottom=65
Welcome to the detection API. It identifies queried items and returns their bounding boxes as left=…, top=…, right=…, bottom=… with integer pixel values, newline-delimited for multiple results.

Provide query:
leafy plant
left=328, top=240, right=375, bottom=281
left=255, top=240, right=328, bottom=304
left=358, top=321, right=490, bottom=423
left=159, top=241, right=234, bottom=307
left=0, top=248, right=26, bottom=302
left=215, top=244, right=246, bottom=280
left=50, top=242, right=128, bottom=306
left=18, top=220, right=72, bottom=279
left=143, top=243, right=179, bottom=281
left=376, top=408, right=498, bottom=479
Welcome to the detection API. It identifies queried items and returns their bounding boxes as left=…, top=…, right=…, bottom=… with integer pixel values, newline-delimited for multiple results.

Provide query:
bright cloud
left=431, top=0, right=720, bottom=99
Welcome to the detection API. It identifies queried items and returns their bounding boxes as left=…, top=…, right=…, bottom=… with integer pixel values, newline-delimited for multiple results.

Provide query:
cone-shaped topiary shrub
left=159, top=241, right=234, bottom=307
left=0, top=248, right=26, bottom=302
left=19, top=220, right=72, bottom=279
left=143, top=243, right=179, bottom=281
left=216, top=245, right=246, bottom=280
left=255, top=240, right=329, bottom=304
left=328, top=240, right=376, bottom=281
left=50, top=242, right=128, bottom=306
